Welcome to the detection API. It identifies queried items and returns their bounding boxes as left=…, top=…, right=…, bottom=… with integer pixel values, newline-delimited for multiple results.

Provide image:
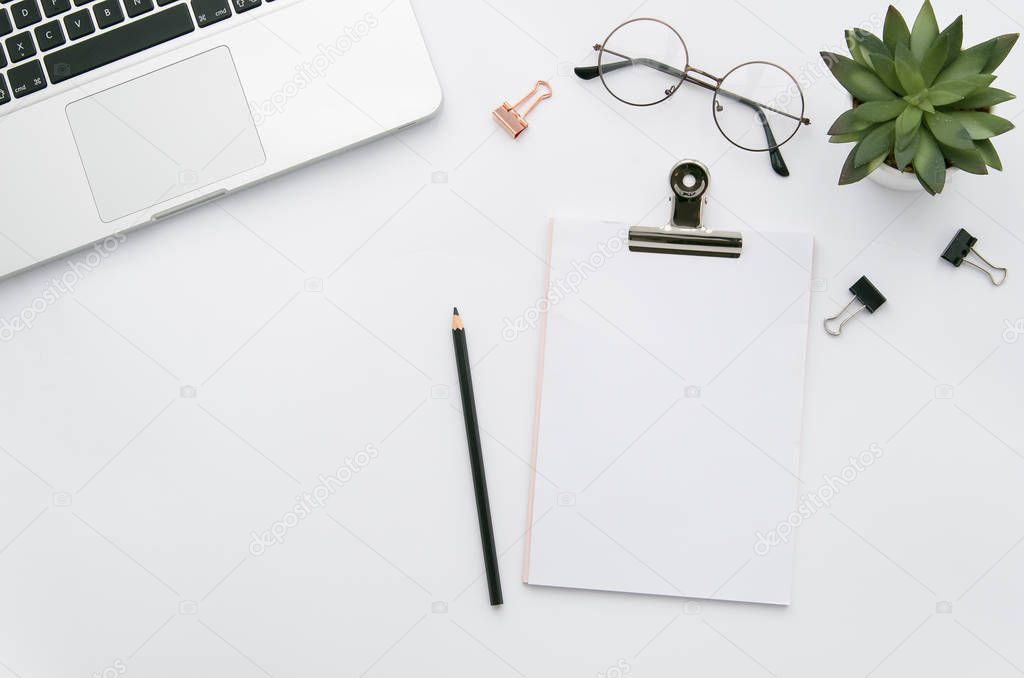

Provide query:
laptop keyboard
left=0, top=0, right=274, bottom=105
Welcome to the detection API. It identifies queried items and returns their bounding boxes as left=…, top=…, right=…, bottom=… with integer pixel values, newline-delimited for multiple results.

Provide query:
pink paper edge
left=522, top=218, right=555, bottom=584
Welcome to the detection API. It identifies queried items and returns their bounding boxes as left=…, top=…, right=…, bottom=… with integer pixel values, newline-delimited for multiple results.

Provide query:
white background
left=2, top=0, right=1024, bottom=676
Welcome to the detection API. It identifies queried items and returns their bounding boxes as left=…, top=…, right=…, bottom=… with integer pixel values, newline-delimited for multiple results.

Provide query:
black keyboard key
left=41, top=0, right=69, bottom=17
left=92, top=0, right=120, bottom=27
left=0, top=73, right=9, bottom=104
left=63, top=6, right=90, bottom=37
left=44, top=3, right=193, bottom=83
left=230, top=0, right=258, bottom=13
left=0, top=44, right=6, bottom=66
left=34, top=18, right=62, bottom=48
left=8, top=58, right=46, bottom=97
left=0, top=7, right=13, bottom=35
left=190, top=0, right=229, bottom=27
left=11, top=0, right=40, bottom=28
left=4, top=30, right=35, bottom=61
left=123, top=0, right=152, bottom=17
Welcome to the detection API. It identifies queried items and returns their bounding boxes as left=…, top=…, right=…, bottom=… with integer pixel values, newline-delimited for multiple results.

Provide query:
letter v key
left=64, top=9, right=95, bottom=40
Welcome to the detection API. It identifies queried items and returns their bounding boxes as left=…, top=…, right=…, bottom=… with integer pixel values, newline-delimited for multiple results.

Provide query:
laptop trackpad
left=67, top=47, right=265, bottom=223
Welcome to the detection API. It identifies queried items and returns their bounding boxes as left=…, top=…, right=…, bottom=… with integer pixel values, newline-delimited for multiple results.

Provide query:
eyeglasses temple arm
left=756, top=109, right=791, bottom=177
left=574, top=63, right=612, bottom=80
left=574, top=58, right=685, bottom=81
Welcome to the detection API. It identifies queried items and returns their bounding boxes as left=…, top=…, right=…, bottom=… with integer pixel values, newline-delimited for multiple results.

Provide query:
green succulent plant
left=821, top=1, right=1018, bottom=194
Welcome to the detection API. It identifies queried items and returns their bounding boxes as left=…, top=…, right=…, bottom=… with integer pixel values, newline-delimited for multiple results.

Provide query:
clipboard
left=522, top=162, right=814, bottom=605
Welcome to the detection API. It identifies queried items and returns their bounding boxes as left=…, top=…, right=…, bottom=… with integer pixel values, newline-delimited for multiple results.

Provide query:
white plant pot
left=867, top=162, right=956, bottom=192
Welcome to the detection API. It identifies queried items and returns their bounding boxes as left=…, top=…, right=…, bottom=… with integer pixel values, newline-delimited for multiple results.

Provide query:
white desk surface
left=2, top=1, right=1023, bottom=676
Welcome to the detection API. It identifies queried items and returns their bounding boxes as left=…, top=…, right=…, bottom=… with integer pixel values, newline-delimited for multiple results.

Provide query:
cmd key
left=190, top=0, right=231, bottom=28
left=9, top=58, right=47, bottom=97
left=44, top=3, right=193, bottom=83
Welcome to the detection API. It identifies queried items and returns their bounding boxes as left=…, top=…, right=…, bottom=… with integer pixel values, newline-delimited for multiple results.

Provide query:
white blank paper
left=523, top=219, right=813, bottom=605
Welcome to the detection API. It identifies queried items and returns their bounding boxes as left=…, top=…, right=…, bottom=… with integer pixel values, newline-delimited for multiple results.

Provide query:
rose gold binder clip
left=493, top=80, right=552, bottom=139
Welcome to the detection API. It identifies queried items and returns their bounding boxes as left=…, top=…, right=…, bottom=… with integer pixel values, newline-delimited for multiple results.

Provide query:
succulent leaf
left=950, top=111, right=1015, bottom=139
left=854, top=121, right=896, bottom=167
left=854, top=29, right=890, bottom=57
left=974, top=139, right=1003, bottom=171
left=895, top=43, right=926, bottom=94
left=924, top=111, right=974, bottom=149
left=866, top=52, right=905, bottom=94
left=927, top=91, right=963, bottom=107
left=828, top=109, right=875, bottom=135
left=939, top=143, right=989, bottom=174
left=937, top=16, right=964, bottom=68
left=912, top=127, right=946, bottom=194
left=937, top=39, right=996, bottom=82
left=895, top=105, right=924, bottom=137
left=910, top=0, right=940, bottom=61
left=984, top=34, right=1019, bottom=73
left=846, top=29, right=886, bottom=62
left=883, top=5, right=912, bottom=52
left=894, top=105, right=924, bottom=168
left=853, top=99, right=908, bottom=122
left=846, top=29, right=872, bottom=67
left=920, top=34, right=950, bottom=85
left=953, top=87, right=1016, bottom=109
left=894, top=130, right=921, bottom=170
left=904, top=92, right=936, bottom=113
left=830, top=132, right=867, bottom=144
left=839, top=143, right=889, bottom=185
left=928, top=74, right=997, bottom=105
left=821, top=52, right=898, bottom=101
left=846, top=29, right=903, bottom=92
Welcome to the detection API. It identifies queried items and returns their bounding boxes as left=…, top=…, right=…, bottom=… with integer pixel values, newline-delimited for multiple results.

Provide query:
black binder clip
left=824, top=276, right=887, bottom=336
left=941, top=228, right=1007, bottom=286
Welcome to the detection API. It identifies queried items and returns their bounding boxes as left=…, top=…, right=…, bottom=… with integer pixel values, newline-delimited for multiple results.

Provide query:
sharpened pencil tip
left=453, top=307, right=459, bottom=316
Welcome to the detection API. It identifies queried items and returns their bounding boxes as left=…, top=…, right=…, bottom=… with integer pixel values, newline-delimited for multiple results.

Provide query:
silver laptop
left=0, top=0, right=441, bottom=279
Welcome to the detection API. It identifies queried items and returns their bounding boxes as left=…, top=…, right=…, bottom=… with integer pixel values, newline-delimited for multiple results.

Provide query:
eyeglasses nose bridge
left=685, top=66, right=723, bottom=86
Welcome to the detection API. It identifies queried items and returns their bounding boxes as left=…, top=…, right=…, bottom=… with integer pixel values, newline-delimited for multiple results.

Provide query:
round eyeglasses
left=575, top=18, right=811, bottom=177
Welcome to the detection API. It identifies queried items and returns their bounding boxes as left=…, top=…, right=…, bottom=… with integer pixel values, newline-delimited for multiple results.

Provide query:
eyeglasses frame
left=575, top=17, right=811, bottom=177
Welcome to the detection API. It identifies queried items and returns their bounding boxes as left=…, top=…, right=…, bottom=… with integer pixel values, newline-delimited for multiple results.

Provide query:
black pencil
left=452, top=307, right=503, bottom=606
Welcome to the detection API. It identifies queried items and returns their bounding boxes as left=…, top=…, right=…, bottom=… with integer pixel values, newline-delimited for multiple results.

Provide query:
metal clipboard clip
left=628, top=160, right=743, bottom=258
